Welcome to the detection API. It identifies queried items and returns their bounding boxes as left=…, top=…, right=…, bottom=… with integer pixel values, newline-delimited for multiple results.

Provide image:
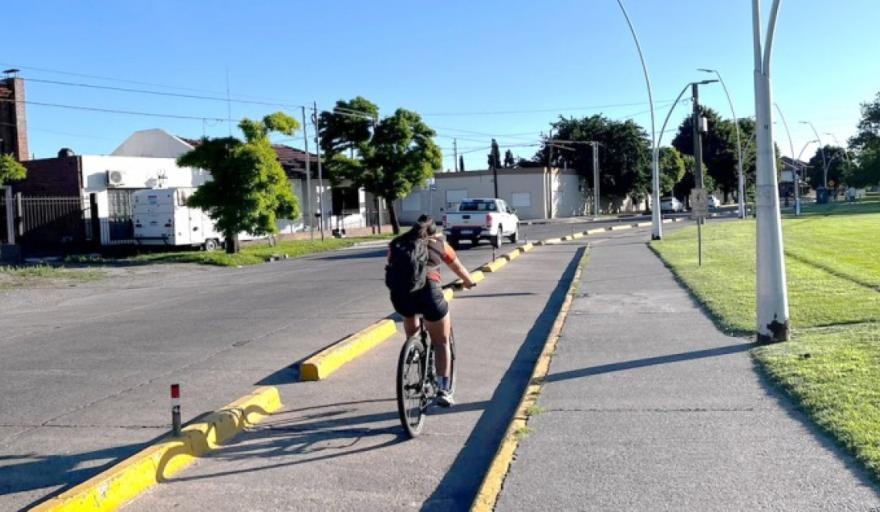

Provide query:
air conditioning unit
left=106, top=170, right=125, bottom=188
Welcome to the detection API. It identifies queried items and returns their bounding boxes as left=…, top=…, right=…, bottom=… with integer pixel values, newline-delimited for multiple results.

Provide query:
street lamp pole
left=699, top=68, right=746, bottom=219
left=753, top=0, right=790, bottom=343
left=615, top=0, right=661, bottom=240
left=800, top=120, right=828, bottom=188
left=773, top=102, right=800, bottom=215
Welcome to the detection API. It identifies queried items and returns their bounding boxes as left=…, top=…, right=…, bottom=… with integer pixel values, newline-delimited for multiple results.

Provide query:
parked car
left=659, top=196, right=684, bottom=213
left=443, top=198, right=519, bottom=248
left=708, top=195, right=722, bottom=208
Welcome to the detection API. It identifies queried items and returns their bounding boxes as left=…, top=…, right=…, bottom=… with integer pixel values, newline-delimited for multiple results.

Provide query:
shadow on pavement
left=3, top=437, right=160, bottom=510
left=312, top=249, right=387, bottom=261
left=421, top=245, right=585, bottom=512
left=544, top=343, right=753, bottom=383
left=160, top=398, right=490, bottom=484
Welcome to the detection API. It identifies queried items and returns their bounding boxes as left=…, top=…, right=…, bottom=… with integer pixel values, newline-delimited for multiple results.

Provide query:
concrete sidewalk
left=496, top=231, right=880, bottom=511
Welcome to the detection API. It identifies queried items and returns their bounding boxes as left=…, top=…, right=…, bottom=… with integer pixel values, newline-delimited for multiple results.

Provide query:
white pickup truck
left=442, top=198, right=519, bottom=248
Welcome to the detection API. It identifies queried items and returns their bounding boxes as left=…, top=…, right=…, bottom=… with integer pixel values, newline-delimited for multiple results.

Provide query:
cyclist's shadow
left=161, top=398, right=488, bottom=483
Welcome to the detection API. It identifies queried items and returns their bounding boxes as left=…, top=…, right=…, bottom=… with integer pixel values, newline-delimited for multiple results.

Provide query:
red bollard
left=171, top=384, right=181, bottom=436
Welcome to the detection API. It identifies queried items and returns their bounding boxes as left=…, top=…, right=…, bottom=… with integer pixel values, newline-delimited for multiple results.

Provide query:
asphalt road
left=0, top=216, right=635, bottom=510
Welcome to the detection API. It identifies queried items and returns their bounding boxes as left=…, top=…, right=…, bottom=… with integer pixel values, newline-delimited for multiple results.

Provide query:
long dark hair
left=394, top=214, right=436, bottom=244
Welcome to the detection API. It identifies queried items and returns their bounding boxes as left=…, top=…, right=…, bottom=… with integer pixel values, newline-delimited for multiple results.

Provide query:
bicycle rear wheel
left=397, top=335, right=428, bottom=438
left=447, top=328, right=457, bottom=396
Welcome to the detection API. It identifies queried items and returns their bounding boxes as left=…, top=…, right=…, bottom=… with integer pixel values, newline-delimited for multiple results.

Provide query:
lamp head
left=697, top=68, right=715, bottom=73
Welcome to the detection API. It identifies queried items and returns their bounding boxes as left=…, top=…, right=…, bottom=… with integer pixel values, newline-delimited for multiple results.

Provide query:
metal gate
left=1, top=193, right=92, bottom=252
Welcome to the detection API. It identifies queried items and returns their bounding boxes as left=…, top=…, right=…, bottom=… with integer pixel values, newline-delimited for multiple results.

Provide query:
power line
left=421, top=99, right=677, bottom=117
left=0, top=98, right=230, bottom=123
left=23, top=77, right=305, bottom=110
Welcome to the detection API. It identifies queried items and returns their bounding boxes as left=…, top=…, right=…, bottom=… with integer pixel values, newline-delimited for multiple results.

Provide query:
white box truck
left=133, top=188, right=224, bottom=251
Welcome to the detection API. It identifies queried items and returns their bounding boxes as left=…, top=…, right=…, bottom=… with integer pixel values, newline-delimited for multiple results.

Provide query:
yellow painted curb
left=520, top=242, right=534, bottom=252
left=470, top=248, right=589, bottom=512
left=586, top=228, right=605, bottom=235
left=502, top=249, right=521, bottom=262
left=443, top=287, right=455, bottom=302
left=300, top=319, right=397, bottom=381
left=636, top=221, right=652, bottom=227
left=538, top=237, right=562, bottom=246
left=481, top=258, right=508, bottom=273
left=33, top=387, right=282, bottom=512
left=570, top=232, right=584, bottom=239
left=662, top=218, right=672, bottom=224
left=470, top=270, right=486, bottom=283
left=608, top=224, right=631, bottom=231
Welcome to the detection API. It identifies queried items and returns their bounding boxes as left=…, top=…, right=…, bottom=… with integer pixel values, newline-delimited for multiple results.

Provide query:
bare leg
left=402, top=316, right=419, bottom=338
left=425, top=314, right=451, bottom=378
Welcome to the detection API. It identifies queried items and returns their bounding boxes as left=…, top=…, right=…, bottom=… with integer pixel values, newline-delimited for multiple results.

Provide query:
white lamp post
left=753, top=0, right=790, bottom=343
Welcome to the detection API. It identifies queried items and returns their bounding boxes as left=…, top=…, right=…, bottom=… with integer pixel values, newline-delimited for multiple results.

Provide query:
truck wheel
left=492, top=229, right=503, bottom=249
left=203, top=239, right=219, bottom=252
left=509, top=226, right=519, bottom=243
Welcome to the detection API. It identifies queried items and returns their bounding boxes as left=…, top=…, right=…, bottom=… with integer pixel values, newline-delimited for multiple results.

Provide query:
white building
left=395, top=167, right=587, bottom=224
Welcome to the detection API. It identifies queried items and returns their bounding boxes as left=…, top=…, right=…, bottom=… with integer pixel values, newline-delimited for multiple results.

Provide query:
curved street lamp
left=698, top=68, right=746, bottom=218
left=615, top=0, right=661, bottom=239
left=799, top=120, right=828, bottom=188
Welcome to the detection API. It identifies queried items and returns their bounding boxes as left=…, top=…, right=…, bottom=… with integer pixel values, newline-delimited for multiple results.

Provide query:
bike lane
left=122, top=242, right=586, bottom=511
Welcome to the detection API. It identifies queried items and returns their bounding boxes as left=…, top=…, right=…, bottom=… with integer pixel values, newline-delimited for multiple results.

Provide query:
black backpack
left=385, top=237, right=429, bottom=295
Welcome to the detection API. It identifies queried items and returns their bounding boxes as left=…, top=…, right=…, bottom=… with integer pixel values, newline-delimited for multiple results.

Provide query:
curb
left=470, top=246, right=590, bottom=512
left=299, top=319, right=398, bottom=381
left=481, top=258, right=508, bottom=273
left=520, top=242, right=534, bottom=252
left=33, top=387, right=282, bottom=512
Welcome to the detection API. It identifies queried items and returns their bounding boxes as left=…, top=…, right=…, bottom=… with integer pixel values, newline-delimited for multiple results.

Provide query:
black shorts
left=390, top=280, right=449, bottom=322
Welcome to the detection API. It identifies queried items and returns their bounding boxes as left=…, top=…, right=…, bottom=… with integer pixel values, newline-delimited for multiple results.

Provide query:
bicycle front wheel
left=397, top=336, right=427, bottom=438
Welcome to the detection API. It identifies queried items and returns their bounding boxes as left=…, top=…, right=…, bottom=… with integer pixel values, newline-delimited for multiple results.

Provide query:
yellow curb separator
left=636, top=221, right=652, bottom=227
left=33, top=387, right=282, bottom=512
left=502, top=249, right=521, bottom=262
left=443, top=287, right=455, bottom=302
left=608, top=224, right=632, bottom=231
left=470, top=248, right=589, bottom=512
left=586, top=228, right=605, bottom=235
left=520, top=242, right=534, bottom=252
left=481, top=258, right=508, bottom=272
left=299, top=319, right=397, bottom=381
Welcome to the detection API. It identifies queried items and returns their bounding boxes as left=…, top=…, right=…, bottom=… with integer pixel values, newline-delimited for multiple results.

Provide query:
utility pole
left=301, top=106, right=314, bottom=240
left=592, top=141, right=600, bottom=217
left=453, top=138, right=458, bottom=173
left=313, top=102, right=325, bottom=241
left=692, top=83, right=706, bottom=192
left=753, top=0, right=790, bottom=343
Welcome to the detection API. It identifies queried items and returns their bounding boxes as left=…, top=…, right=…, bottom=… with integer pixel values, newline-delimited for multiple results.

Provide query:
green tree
left=659, top=147, right=686, bottom=195
left=537, top=115, right=651, bottom=207
left=805, top=145, right=849, bottom=190
left=671, top=107, right=742, bottom=202
left=178, top=112, right=301, bottom=253
left=847, top=146, right=880, bottom=188
left=849, top=91, right=880, bottom=152
left=319, top=96, right=379, bottom=157
left=673, top=154, right=718, bottom=207
left=321, top=99, right=442, bottom=234
left=0, top=154, right=26, bottom=185
left=503, top=149, right=515, bottom=168
left=488, top=139, right=501, bottom=169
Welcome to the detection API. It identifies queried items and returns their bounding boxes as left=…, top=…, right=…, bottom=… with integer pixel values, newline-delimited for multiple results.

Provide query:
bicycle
left=396, top=316, right=457, bottom=438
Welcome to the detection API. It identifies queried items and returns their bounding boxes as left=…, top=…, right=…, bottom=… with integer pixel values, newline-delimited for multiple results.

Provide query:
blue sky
left=5, top=0, right=879, bottom=171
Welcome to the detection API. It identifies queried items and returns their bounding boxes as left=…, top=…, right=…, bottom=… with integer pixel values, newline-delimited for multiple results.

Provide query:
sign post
left=690, top=188, right=709, bottom=267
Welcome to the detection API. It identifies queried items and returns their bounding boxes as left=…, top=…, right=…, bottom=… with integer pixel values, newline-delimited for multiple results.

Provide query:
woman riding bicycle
left=388, top=214, right=475, bottom=407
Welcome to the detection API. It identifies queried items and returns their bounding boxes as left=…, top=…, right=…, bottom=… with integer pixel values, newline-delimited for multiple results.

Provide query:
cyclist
left=388, top=214, right=475, bottom=407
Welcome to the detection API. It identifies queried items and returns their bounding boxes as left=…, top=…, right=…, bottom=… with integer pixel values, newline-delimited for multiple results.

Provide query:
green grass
left=650, top=218, right=880, bottom=334
left=0, top=264, right=105, bottom=288
left=650, top=209, right=880, bottom=481
left=754, top=324, right=880, bottom=477
left=129, top=236, right=391, bottom=267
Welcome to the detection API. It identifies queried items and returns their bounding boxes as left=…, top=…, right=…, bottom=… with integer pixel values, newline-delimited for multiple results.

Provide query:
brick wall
left=0, top=77, right=29, bottom=161
left=17, top=156, right=82, bottom=196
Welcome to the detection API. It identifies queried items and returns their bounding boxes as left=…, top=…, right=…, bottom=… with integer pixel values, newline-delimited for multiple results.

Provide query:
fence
left=0, top=193, right=94, bottom=253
